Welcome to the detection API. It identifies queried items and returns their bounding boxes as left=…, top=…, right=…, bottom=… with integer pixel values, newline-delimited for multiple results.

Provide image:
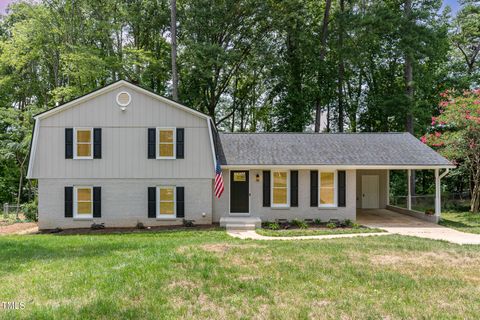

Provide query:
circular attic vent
left=116, top=91, right=131, bottom=107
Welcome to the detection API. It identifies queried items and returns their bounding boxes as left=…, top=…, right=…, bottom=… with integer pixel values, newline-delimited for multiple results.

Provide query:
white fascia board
left=221, top=164, right=456, bottom=170
left=207, top=119, right=217, bottom=172
left=26, top=118, right=40, bottom=179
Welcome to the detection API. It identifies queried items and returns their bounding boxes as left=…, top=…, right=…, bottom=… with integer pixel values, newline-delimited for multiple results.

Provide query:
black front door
left=230, top=171, right=249, bottom=213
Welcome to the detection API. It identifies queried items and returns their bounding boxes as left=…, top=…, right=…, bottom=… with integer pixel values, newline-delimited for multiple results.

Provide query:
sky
left=0, top=0, right=464, bottom=15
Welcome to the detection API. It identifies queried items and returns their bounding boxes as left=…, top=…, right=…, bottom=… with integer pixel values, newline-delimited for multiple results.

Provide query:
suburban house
left=27, top=80, right=455, bottom=230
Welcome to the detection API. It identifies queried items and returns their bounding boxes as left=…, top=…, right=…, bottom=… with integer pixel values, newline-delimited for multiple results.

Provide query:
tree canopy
left=0, top=0, right=478, bottom=209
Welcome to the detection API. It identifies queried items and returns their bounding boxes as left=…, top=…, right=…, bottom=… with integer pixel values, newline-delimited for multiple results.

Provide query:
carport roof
left=215, top=132, right=454, bottom=167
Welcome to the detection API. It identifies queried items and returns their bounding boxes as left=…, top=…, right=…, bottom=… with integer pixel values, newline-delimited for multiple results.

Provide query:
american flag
left=214, top=162, right=224, bottom=198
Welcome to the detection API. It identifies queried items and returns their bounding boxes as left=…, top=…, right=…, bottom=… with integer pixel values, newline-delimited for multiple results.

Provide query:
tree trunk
left=404, top=0, right=414, bottom=134
left=314, top=99, right=321, bottom=132
left=471, top=166, right=480, bottom=213
left=337, top=0, right=345, bottom=132
left=16, top=164, right=24, bottom=219
left=170, top=0, right=179, bottom=101
left=314, top=0, right=332, bottom=132
left=404, top=0, right=415, bottom=197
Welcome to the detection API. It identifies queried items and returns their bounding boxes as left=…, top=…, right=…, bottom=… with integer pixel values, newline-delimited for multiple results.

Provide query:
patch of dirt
left=369, top=251, right=480, bottom=268
left=0, top=222, right=38, bottom=235
left=199, top=243, right=264, bottom=253
left=167, top=279, right=200, bottom=291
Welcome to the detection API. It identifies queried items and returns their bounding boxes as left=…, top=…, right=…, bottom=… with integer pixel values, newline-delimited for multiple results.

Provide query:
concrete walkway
left=357, top=209, right=480, bottom=245
left=228, top=209, right=480, bottom=245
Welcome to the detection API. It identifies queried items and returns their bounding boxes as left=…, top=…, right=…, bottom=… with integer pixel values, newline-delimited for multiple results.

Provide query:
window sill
left=73, top=158, right=94, bottom=160
left=270, top=206, right=290, bottom=210
left=156, top=157, right=176, bottom=160
left=73, top=218, right=93, bottom=221
left=156, top=218, right=181, bottom=221
left=318, top=206, right=338, bottom=210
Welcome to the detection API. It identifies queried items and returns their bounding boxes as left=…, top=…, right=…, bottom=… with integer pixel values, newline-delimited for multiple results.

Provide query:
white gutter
left=439, top=168, right=450, bottom=179
left=222, top=164, right=456, bottom=170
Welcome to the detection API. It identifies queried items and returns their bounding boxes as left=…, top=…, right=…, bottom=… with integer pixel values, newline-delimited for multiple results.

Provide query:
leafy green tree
left=422, top=89, right=480, bottom=212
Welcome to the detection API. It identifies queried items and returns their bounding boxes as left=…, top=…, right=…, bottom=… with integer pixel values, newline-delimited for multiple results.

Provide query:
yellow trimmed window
left=319, top=172, right=335, bottom=206
left=75, top=129, right=92, bottom=158
left=75, top=187, right=92, bottom=217
left=272, top=171, right=288, bottom=206
left=158, top=128, right=175, bottom=158
left=159, top=186, right=175, bottom=217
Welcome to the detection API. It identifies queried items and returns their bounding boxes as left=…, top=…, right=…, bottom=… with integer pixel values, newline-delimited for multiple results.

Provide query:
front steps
left=220, top=217, right=262, bottom=231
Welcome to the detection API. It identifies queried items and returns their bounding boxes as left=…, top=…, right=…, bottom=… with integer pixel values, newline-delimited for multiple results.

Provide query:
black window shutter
left=310, top=170, right=318, bottom=207
left=93, top=187, right=101, bottom=217
left=176, top=128, right=184, bottom=159
left=65, top=128, right=73, bottom=159
left=263, top=171, right=271, bottom=207
left=338, top=171, right=346, bottom=207
left=148, top=187, right=156, bottom=218
left=291, top=170, right=298, bottom=207
left=148, top=128, right=156, bottom=159
left=65, top=186, right=73, bottom=217
left=176, top=186, right=185, bottom=218
left=93, top=128, right=102, bottom=159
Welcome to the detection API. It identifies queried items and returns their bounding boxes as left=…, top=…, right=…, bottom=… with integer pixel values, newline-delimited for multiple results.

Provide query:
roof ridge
left=218, top=132, right=409, bottom=134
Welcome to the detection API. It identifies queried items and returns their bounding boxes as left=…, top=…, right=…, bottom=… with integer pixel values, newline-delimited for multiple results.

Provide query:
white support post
left=435, top=168, right=441, bottom=216
left=407, top=169, right=412, bottom=210
left=386, top=169, right=390, bottom=206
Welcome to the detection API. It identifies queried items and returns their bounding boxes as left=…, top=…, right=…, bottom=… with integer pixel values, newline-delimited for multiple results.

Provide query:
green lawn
left=440, top=211, right=480, bottom=234
left=257, top=227, right=385, bottom=237
left=2, top=230, right=480, bottom=319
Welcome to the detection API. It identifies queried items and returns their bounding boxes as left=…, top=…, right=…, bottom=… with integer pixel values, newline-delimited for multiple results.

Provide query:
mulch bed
left=39, top=224, right=220, bottom=235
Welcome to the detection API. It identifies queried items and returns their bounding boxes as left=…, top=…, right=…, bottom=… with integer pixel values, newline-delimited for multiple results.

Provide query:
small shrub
left=424, top=209, right=435, bottom=216
left=352, top=223, right=361, bottom=229
left=183, top=219, right=195, bottom=227
left=344, top=219, right=354, bottom=227
left=291, top=219, right=308, bottom=229
left=23, top=200, right=38, bottom=222
left=261, top=221, right=271, bottom=228
left=277, top=219, right=291, bottom=229
left=136, top=222, right=145, bottom=229
left=326, top=222, right=336, bottom=229
left=267, top=222, right=280, bottom=230
left=314, top=218, right=322, bottom=225
left=91, top=222, right=105, bottom=230
left=328, top=219, right=341, bottom=227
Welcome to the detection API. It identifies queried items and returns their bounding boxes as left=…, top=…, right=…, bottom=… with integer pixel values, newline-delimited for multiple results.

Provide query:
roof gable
left=34, top=80, right=210, bottom=121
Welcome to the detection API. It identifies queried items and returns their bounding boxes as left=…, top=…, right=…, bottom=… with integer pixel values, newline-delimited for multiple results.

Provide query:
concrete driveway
left=357, top=209, right=480, bottom=245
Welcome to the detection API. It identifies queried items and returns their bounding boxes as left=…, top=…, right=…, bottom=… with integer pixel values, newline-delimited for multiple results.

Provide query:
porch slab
left=220, top=217, right=262, bottom=230
left=357, top=209, right=480, bottom=245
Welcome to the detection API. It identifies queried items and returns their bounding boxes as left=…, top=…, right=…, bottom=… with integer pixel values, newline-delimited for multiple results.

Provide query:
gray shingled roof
left=216, top=132, right=453, bottom=167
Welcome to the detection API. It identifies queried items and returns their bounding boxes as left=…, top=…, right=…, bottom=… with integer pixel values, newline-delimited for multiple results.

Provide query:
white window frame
left=73, top=127, right=94, bottom=160
left=156, top=186, right=176, bottom=219
left=318, top=170, right=338, bottom=208
left=73, top=186, right=93, bottom=219
left=156, top=127, right=176, bottom=159
left=271, top=170, right=290, bottom=208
